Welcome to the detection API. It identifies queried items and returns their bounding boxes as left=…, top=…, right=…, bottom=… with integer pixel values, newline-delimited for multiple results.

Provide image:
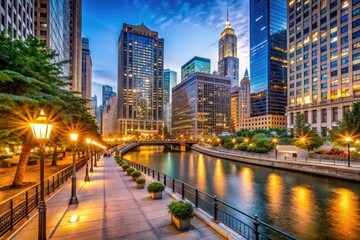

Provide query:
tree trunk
left=51, top=145, right=57, bottom=166
left=11, top=141, right=31, bottom=188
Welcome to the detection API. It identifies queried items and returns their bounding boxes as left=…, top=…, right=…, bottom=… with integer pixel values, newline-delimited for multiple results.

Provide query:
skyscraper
left=164, top=69, right=177, bottom=135
left=231, top=69, right=250, bottom=131
left=34, top=0, right=70, bottom=76
left=218, top=8, right=239, bottom=88
left=181, top=56, right=210, bottom=81
left=286, top=0, right=360, bottom=136
left=102, top=85, right=116, bottom=107
left=1, top=0, right=34, bottom=39
left=117, top=23, right=164, bottom=136
left=81, top=38, right=92, bottom=108
left=250, top=0, right=287, bottom=117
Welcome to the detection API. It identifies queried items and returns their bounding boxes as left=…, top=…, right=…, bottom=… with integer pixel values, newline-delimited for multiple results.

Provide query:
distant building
left=218, top=8, right=239, bottom=89
left=1, top=0, right=34, bottom=39
left=34, top=0, right=70, bottom=76
left=91, top=95, right=97, bottom=117
left=102, top=96, right=117, bottom=136
left=81, top=38, right=92, bottom=109
left=172, top=72, right=231, bottom=138
left=231, top=69, right=250, bottom=131
left=181, top=56, right=210, bottom=81
left=164, top=69, right=177, bottom=135
left=241, top=115, right=286, bottom=131
left=117, top=23, right=164, bottom=136
left=102, top=85, right=116, bottom=107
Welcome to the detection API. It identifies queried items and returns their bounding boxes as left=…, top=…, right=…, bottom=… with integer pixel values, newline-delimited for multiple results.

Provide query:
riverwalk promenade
left=8, top=156, right=224, bottom=240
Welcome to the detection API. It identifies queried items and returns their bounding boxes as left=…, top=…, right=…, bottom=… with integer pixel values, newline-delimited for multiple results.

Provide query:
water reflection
left=266, top=174, right=284, bottom=221
left=213, top=159, right=226, bottom=198
left=239, top=167, right=254, bottom=204
left=197, top=154, right=206, bottom=190
left=328, top=188, right=360, bottom=239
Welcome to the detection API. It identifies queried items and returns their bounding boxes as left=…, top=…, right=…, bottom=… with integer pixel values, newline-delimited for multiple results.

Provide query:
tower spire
left=225, top=4, right=231, bottom=29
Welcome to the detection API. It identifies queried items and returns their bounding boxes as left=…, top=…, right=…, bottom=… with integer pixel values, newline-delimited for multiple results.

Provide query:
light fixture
left=69, top=214, right=79, bottom=223
left=70, top=133, right=78, bottom=141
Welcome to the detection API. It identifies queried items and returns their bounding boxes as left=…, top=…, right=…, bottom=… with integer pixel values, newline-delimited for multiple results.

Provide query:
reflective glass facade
left=81, top=38, right=92, bottom=108
left=250, top=0, right=287, bottom=116
left=181, top=56, right=210, bottom=81
left=172, top=73, right=231, bottom=138
left=164, top=69, right=177, bottom=132
left=102, top=85, right=116, bottom=107
left=118, top=23, right=164, bottom=136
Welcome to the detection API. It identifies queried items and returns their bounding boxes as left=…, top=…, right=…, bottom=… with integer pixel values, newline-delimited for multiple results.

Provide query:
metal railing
left=0, top=156, right=88, bottom=238
left=123, top=158, right=298, bottom=240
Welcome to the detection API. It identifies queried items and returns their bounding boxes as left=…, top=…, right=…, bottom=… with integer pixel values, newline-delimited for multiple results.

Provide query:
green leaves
left=294, top=113, right=324, bottom=151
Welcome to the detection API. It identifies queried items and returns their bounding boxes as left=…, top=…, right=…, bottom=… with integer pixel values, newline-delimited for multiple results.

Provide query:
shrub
left=234, top=143, right=248, bottom=151
left=0, top=154, right=12, bottom=161
left=147, top=182, right=165, bottom=193
left=168, top=201, right=194, bottom=220
left=131, top=171, right=141, bottom=177
left=122, top=164, right=130, bottom=169
left=28, top=155, right=41, bottom=161
left=126, top=167, right=135, bottom=174
left=136, top=178, right=146, bottom=184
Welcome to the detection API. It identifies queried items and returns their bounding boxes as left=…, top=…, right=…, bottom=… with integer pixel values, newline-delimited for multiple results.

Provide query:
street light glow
left=345, top=137, right=352, bottom=143
left=86, top=138, right=91, bottom=144
left=70, top=133, right=78, bottom=141
left=30, top=110, right=53, bottom=140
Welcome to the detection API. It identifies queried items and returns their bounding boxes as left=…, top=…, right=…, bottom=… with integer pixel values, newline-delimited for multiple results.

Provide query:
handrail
left=121, top=157, right=299, bottom=240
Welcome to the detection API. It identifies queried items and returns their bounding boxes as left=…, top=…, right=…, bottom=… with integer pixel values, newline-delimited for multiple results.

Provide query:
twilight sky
left=83, top=0, right=250, bottom=104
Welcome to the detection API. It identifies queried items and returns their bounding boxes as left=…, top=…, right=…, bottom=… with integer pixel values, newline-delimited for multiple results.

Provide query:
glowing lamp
left=70, top=133, right=78, bottom=141
left=69, top=214, right=78, bottom=223
left=345, top=137, right=352, bottom=143
left=30, top=110, right=53, bottom=141
left=86, top=138, right=91, bottom=144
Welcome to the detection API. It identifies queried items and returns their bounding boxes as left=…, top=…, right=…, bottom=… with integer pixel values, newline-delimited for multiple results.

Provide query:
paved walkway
left=10, top=157, right=223, bottom=240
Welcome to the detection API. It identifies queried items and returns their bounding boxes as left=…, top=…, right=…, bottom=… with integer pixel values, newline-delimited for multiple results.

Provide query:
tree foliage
left=293, top=113, right=324, bottom=151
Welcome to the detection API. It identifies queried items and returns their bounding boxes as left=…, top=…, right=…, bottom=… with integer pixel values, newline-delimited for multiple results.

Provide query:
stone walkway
left=9, top=156, right=224, bottom=240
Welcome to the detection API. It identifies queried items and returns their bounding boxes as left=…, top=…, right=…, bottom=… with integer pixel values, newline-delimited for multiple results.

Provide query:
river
left=123, top=147, right=360, bottom=240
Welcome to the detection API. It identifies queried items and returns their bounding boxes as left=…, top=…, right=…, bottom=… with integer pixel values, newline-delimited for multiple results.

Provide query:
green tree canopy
left=293, top=113, right=324, bottom=151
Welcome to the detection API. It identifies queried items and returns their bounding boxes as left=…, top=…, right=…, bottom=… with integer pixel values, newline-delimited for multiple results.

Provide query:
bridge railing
left=123, top=159, right=298, bottom=240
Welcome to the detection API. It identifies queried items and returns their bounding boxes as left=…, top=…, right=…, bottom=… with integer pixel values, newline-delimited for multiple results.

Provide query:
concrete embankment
left=192, top=145, right=360, bottom=182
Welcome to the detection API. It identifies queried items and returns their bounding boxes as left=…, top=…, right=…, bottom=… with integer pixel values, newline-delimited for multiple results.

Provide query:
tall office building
left=91, top=95, right=97, bottom=117
left=81, top=38, right=92, bottom=108
left=286, top=0, right=360, bottom=136
left=34, top=0, right=70, bottom=76
left=164, top=69, right=177, bottom=134
left=117, top=23, right=164, bottom=136
left=231, top=69, right=251, bottom=131
left=250, top=0, right=287, bottom=117
left=102, top=85, right=116, bottom=107
left=0, top=0, right=34, bottom=39
left=172, top=72, right=231, bottom=138
left=218, top=8, right=239, bottom=88
left=102, top=96, right=117, bottom=136
left=181, top=56, right=210, bottom=81
left=69, top=0, right=82, bottom=92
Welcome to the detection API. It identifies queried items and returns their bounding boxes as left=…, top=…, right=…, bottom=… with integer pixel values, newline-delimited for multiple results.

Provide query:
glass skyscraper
left=181, top=56, right=211, bottom=81
left=250, top=0, right=287, bottom=117
left=102, top=85, right=116, bottom=107
left=164, top=69, right=177, bottom=104
left=118, top=23, right=164, bottom=136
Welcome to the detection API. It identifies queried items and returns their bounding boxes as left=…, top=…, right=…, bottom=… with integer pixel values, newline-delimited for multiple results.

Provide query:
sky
left=82, top=0, right=250, bottom=104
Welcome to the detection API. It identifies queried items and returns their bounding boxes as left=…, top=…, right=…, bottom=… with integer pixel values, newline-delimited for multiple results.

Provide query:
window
left=341, top=36, right=348, bottom=44
left=290, top=91, right=294, bottom=96
left=304, top=79, right=310, bottom=84
left=290, top=83, right=294, bottom=88
left=312, top=50, right=318, bottom=56
left=313, top=85, right=318, bottom=90
left=312, top=110, right=317, bottom=123
left=321, top=64, right=328, bottom=71
left=296, top=89, right=302, bottom=94
left=342, top=56, right=349, bottom=64
left=304, top=53, right=309, bottom=60
left=331, top=50, right=337, bottom=58
left=353, top=74, right=360, bottom=82
left=342, top=77, right=349, bottom=84
left=321, top=109, right=327, bottom=122
left=353, top=7, right=360, bottom=17
left=330, top=61, right=337, bottom=68
left=313, top=76, right=318, bottom=82
left=321, top=83, right=327, bottom=89
left=321, top=45, right=327, bottom=52
left=304, top=111, right=309, bottom=123
left=312, top=58, right=318, bottom=65
left=296, top=81, right=302, bottom=87
left=341, top=67, right=349, bottom=74
left=321, top=73, right=328, bottom=80
left=331, top=79, right=338, bottom=86
left=321, top=55, right=327, bottom=62
left=341, top=25, right=348, bottom=34
left=353, top=19, right=360, bottom=28
left=353, top=30, right=360, bottom=39
left=341, top=14, right=348, bottom=23
left=332, top=107, right=338, bottom=121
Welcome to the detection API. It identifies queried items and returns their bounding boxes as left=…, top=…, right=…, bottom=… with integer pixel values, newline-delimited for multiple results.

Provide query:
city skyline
left=83, top=0, right=250, bottom=103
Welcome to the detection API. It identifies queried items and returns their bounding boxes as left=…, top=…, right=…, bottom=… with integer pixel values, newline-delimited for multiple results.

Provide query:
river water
left=123, top=147, right=360, bottom=240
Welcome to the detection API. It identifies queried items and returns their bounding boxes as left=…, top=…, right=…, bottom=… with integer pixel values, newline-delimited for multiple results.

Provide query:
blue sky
left=83, top=0, right=249, bottom=104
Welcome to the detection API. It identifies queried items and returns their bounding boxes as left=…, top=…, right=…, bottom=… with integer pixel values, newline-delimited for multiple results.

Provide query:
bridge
left=114, top=141, right=198, bottom=155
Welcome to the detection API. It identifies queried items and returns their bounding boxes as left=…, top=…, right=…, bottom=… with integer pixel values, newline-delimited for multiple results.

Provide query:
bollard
left=164, top=175, right=167, bottom=186
left=172, top=179, right=175, bottom=192
left=152, top=170, right=155, bottom=178
left=253, top=214, right=260, bottom=240
left=213, top=195, right=218, bottom=222
left=195, top=189, right=199, bottom=208
left=157, top=172, right=160, bottom=181
left=181, top=182, right=185, bottom=199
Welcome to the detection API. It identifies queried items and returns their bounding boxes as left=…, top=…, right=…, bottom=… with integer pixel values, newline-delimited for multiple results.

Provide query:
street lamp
left=30, top=110, right=53, bottom=240
left=345, top=136, right=352, bottom=167
left=244, top=138, right=249, bottom=143
left=92, top=140, right=98, bottom=167
left=69, top=133, right=79, bottom=205
left=84, top=138, right=91, bottom=182
left=87, top=138, right=94, bottom=173
left=272, top=138, right=278, bottom=159
left=232, top=138, right=236, bottom=147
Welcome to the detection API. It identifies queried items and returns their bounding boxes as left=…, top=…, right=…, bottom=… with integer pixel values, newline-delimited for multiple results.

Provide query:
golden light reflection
left=290, top=186, right=317, bottom=236
left=239, top=167, right=254, bottom=203
left=197, top=154, right=206, bottom=190
left=328, top=188, right=360, bottom=239
left=266, top=174, right=284, bottom=219
left=213, top=159, right=226, bottom=198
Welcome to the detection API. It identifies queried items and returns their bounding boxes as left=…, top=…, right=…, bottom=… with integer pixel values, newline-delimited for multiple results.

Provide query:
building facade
left=81, top=37, right=92, bottom=108
left=102, top=85, right=116, bottom=107
left=69, top=0, right=81, bottom=92
left=117, top=23, right=164, bottom=136
left=163, top=69, right=177, bottom=134
left=34, top=0, right=70, bottom=76
left=286, top=0, right=360, bottom=136
left=102, top=96, right=117, bottom=136
left=1, top=0, right=34, bottom=39
left=218, top=10, right=239, bottom=89
left=250, top=0, right=287, bottom=117
left=172, top=72, right=231, bottom=138
left=181, top=56, right=210, bottom=81
left=231, top=69, right=251, bottom=131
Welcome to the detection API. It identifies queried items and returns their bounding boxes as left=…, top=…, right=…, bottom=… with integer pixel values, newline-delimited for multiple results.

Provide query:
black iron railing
left=0, top=156, right=88, bottom=238
left=124, top=159, right=298, bottom=240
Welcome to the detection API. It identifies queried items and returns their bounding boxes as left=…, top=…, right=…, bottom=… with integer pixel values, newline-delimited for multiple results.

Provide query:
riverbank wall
left=192, top=144, right=360, bottom=182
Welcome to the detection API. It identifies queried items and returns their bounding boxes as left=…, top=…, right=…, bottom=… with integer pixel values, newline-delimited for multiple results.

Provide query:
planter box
left=150, top=191, right=162, bottom=199
left=137, top=183, right=145, bottom=189
left=132, top=176, right=139, bottom=181
left=127, top=172, right=132, bottom=176
left=171, top=215, right=191, bottom=230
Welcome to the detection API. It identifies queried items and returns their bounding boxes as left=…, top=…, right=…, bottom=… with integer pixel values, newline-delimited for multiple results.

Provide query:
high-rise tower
left=218, top=6, right=239, bottom=89
left=117, top=23, right=164, bottom=136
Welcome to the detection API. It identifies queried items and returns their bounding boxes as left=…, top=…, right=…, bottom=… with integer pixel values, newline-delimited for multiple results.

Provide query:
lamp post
left=272, top=138, right=278, bottom=159
left=84, top=138, right=91, bottom=182
left=69, top=133, right=79, bottom=205
left=345, top=137, right=352, bottom=167
left=92, top=141, right=98, bottom=167
left=30, top=110, right=53, bottom=240
left=89, top=141, right=94, bottom=173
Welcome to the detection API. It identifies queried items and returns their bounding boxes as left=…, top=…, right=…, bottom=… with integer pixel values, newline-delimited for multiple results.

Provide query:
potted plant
left=136, top=178, right=146, bottom=189
left=168, top=201, right=194, bottom=230
left=147, top=182, right=165, bottom=199
left=131, top=170, right=141, bottom=181
left=126, top=167, right=135, bottom=176
left=122, top=164, right=130, bottom=171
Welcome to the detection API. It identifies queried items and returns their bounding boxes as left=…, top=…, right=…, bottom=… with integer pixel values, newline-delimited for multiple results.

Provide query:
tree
left=293, top=113, right=324, bottom=151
